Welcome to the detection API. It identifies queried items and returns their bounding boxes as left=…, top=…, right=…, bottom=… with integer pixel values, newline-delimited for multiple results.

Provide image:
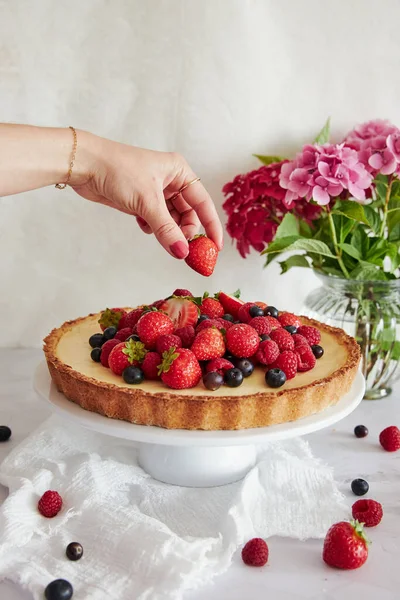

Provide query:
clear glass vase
left=303, top=274, right=400, bottom=399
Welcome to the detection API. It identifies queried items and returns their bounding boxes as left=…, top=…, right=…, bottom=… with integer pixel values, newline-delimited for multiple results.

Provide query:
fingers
left=136, top=216, right=152, bottom=234
left=141, top=193, right=189, bottom=259
left=169, top=193, right=201, bottom=241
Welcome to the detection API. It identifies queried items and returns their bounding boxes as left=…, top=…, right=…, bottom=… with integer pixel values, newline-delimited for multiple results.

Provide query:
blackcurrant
left=44, top=579, right=73, bottom=600
left=284, top=325, right=297, bottom=334
left=222, top=314, right=234, bottom=322
left=89, top=333, right=104, bottom=348
left=66, top=542, right=83, bottom=561
left=311, top=345, right=324, bottom=359
left=235, top=358, right=254, bottom=378
left=90, top=347, right=102, bottom=362
left=264, top=306, right=279, bottom=318
left=351, top=478, right=369, bottom=496
left=354, top=425, right=368, bottom=438
left=224, top=368, right=244, bottom=388
left=265, top=368, right=286, bottom=388
left=103, top=326, right=117, bottom=341
left=249, top=305, right=264, bottom=318
left=0, top=426, right=12, bottom=442
left=203, top=371, right=224, bottom=391
left=123, top=366, right=144, bottom=384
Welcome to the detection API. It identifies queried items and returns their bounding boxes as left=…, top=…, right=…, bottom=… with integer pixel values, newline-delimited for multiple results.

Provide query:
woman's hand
left=72, top=131, right=224, bottom=258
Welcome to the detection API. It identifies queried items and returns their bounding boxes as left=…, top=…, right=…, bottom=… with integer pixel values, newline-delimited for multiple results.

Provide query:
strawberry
left=241, top=538, right=269, bottom=567
left=352, top=499, right=383, bottom=527
left=38, top=490, right=63, bottom=518
left=270, top=328, right=295, bottom=351
left=295, top=344, right=316, bottom=372
left=379, top=425, right=400, bottom=452
left=173, top=288, right=193, bottom=297
left=237, top=302, right=256, bottom=324
left=159, top=297, right=199, bottom=329
left=196, top=317, right=233, bottom=333
left=158, top=348, right=202, bottom=389
left=141, top=352, right=162, bottom=380
left=272, top=351, right=298, bottom=379
left=174, top=325, right=196, bottom=348
left=264, top=315, right=282, bottom=330
left=118, top=308, right=143, bottom=331
left=191, top=328, right=225, bottom=361
left=205, top=358, right=234, bottom=375
left=114, top=327, right=133, bottom=342
left=292, top=333, right=309, bottom=347
left=98, top=308, right=126, bottom=331
left=254, top=301, right=268, bottom=310
left=323, top=520, right=369, bottom=570
left=150, top=299, right=165, bottom=309
left=248, top=316, right=272, bottom=336
left=278, top=312, right=302, bottom=328
left=225, top=324, right=260, bottom=358
left=216, top=292, right=244, bottom=319
left=156, top=334, right=182, bottom=355
left=185, top=235, right=218, bottom=277
left=137, top=311, right=174, bottom=349
left=255, top=339, right=280, bottom=365
left=297, top=325, right=321, bottom=346
left=100, top=338, right=120, bottom=368
left=200, top=297, right=224, bottom=318
left=108, top=340, right=147, bottom=375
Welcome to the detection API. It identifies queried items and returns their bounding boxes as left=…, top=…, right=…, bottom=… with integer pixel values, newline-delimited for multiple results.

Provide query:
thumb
left=142, top=195, right=189, bottom=259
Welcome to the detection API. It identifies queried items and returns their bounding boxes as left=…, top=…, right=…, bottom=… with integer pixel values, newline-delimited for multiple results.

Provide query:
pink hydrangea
left=344, top=119, right=397, bottom=151
left=280, top=143, right=372, bottom=206
left=344, top=119, right=400, bottom=176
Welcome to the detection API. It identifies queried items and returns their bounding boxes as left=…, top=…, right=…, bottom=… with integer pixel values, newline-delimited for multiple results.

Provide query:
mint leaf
left=233, top=289, right=241, bottom=298
left=332, top=200, right=368, bottom=224
left=339, top=243, right=362, bottom=260
left=314, top=117, right=331, bottom=144
left=253, top=154, right=285, bottom=165
left=275, top=213, right=299, bottom=239
left=279, top=255, right=310, bottom=274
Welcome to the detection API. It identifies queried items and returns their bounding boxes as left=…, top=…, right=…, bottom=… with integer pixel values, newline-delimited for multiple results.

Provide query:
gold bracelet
left=55, top=126, right=77, bottom=189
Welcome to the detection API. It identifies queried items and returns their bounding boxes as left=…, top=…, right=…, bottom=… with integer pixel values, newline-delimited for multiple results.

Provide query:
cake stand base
left=34, top=362, right=365, bottom=487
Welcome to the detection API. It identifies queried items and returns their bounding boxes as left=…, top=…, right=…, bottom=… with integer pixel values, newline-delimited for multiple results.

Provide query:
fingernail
left=170, top=241, right=189, bottom=259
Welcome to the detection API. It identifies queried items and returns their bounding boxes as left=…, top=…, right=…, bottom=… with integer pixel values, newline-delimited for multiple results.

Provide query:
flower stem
left=327, top=211, right=350, bottom=278
left=379, top=175, right=394, bottom=237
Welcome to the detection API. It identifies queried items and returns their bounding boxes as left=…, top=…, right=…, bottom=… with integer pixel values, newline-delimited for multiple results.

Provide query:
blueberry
left=66, top=542, right=83, bottom=561
left=235, top=358, right=254, bottom=378
left=89, top=333, right=104, bottom=348
left=222, top=314, right=234, bottom=322
left=0, top=426, right=11, bottom=442
left=224, top=353, right=235, bottom=362
left=284, top=325, right=297, bottom=334
left=260, top=334, right=271, bottom=341
left=198, top=315, right=210, bottom=324
left=266, top=368, right=286, bottom=388
left=224, top=368, right=244, bottom=387
left=311, top=345, right=324, bottom=359
left=351, top=478, right=369, bottom=496
left=122, top=366, right=144, bottom=384
left=249, top=305, right=264, bottom=318
left=354, top=425, right=368, bottom=438
left=45, top=579, right=73, bottom=600
left=203, top=371, right=224, bottom=391
left=264, top=306, right=279, bottom=318
left=126, top=334, right=140, bottom=342
left=103, top=326, right=117, bottom=341
left=90, top=347, right=102, bottom=363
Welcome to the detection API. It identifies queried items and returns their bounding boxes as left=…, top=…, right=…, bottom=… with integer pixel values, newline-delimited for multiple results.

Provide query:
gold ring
left=169, top=177, right=201, bottom=202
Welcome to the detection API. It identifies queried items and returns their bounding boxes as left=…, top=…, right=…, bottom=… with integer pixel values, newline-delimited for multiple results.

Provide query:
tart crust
left=43, top=314, right=361, bottom=431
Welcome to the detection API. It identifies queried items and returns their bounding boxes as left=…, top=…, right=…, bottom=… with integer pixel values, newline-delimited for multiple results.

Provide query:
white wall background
left=1, top=0, right=400, bottom=347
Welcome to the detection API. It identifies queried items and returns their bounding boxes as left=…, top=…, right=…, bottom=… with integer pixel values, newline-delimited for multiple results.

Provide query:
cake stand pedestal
left=34, top=362, right=365, bottom=487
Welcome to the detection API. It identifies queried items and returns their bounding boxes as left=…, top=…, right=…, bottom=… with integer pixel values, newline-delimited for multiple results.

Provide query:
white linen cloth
left=0, top=416, right=347, bottom=600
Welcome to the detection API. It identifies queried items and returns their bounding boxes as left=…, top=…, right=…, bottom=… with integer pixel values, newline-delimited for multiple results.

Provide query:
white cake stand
left=34, top=362, right=365, bottom=487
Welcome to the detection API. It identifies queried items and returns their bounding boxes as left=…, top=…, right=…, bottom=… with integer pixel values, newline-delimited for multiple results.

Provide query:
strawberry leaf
left=233, top=289, right=241, bottom=298
left=158, top=347, right=180, bottom=375
left=122, top=340, right=147, bottom=364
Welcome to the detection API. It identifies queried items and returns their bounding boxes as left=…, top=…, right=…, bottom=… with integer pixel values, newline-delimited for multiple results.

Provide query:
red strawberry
left=264, top=315, right=282, bottom=330
left=295, top=344, right=316, bottom=372
left=216, top=292, right=244, bottom=319
left=379, top=426, right=400, bottom=452
left=292, top=333, right=309, bottom=347
left=150, top=299, right=165, bottom=309
left=237, top=302, right=256, bottom=324
left=191, top=328, right=225, bottom=361
left=185, top=235, right=218, bottom=277
left=255, top=339, right=280, bottom=365
left=278, top=312, right=302, bottom=328
left=225, top=324, right=260, bottom=357
left=323, top=521, right=369, bottom=570
left=205, top=358, right=235, bottom=376
left=196, top=317, right=232, bottom=333
left=272, top=351, right=297, bottom=379
left=141, top=352, right=162, bottom=380
left=137, top=311, right=174, bottom=349
left=159, top=297, right=199, bottom=329
left=38, top=490, right=63, bottom=518
left=248, top=316, right=272, bottom=336
left=98, top=308, right=126, bottom=331
left=114, top=327, right=133, bottom=342
left=241, top=538, right=269, bottom=567
left=100, top=338, right=120, bottom=368
left=118, top=308, right=143, bottom=331
left=173, top=288, right=193, bottom=297
left=174, top=325, right=196, bottom=348
left=297, top=325, right=321, bottom=346
left=109, top=340, right=147, bottom=376
left=156, top=334, right=182, bottom=355
left=200, top=297, right=224, bottom=318
left=352, top=499, right=383, bottom=527
left=270, top=328, right=295, bottom=351
left=254, top=301, right=268, bottom=310
left=159, top=348, right=202, bottom=389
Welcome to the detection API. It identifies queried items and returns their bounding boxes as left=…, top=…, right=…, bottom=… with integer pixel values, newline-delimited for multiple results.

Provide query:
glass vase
left=303, top=274, right=400, bottom=399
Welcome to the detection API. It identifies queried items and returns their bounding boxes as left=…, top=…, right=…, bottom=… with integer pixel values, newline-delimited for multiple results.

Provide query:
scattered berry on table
left=122, top=366, right=144, bottom=385
left=249, top=305, right=264, bottom=318
left=118, top=308, right=144, bottom=331
left=38, top=490, right=63, bottom=518
left=90, top=347, right=102, bottom=363
left=248, top=316, right=272, bottom=336
left=141, top=352, right=162, bottom=380
left=297, top=325, right=321, bottom=346
left=351, top=478, right=369, bottom=496
left=322, top=520, right=369, bottom=570
left=114, top=327, right=133, bottom=342
left=191, top=328, right=225, bottom=361
left=159, top=297, right=199, bottom=329
left=66, top=542, right=83, bottom=561
left=295, top=344, right=316, bottom=372
left=0, top=426, right=12, bottom=442
left=100, top=339, right=120, bottom=368
left=108, top=340, right=147, bottom=376
left=200, top=297, right=224, bottom=318
left=271, top=351, right=298, bottom=380
left=265, top=368, right=286, bottom=388
left=284, top=325, right=297, bottom=334
left=156, top=334, right=182, bottom=355
left=203, top=371, right=224, bottom=391
left=216, top=292, right=244, bottom=319
left=159, top=348, right=202, bottom=389
left=205, top=358, right=235, bottom=376
left=292, top=333, right=309, bottom=347
left=98, top=307, right=126, bottom=331
left=44, top=578, right=73, bottom=600
left=225, top=323, right=260, bottom=357
left=270, top=328, right=295, bottom=351
left=352, top=499, right=383, bottom=527
left=379, top=425, right=400, bottom=452
left=103, top=326, right=117, bottom=341
left=185, top=235, right=219, bottom=277
left=255, top=340, right=280, bottom=366
left=311, top=344, right=324, bottom=359
left=278, top=312, right=302, bottom=328
left=234, top=358, right=254, bottom=377
left=197, top=314, right=210, bottom=324
left=174, top=325, right=195, bottom=348
left=354, top=425, right=368, bottom=438
left=264, top=306, right=279, bottom=318
left=173, top=288, right=193, bottom=297
left=241, top=538, right=269, bottom=567
left=224, top=367, right=244, bottom=387
left=89, top=333, right=104, bottom=349
left=137, top=311, right=174, bottom=349
left=222, top=313, right=234, bottom=322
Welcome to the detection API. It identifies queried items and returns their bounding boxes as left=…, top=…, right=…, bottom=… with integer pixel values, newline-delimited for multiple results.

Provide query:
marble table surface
left=0, top=349, right=399, bottom=600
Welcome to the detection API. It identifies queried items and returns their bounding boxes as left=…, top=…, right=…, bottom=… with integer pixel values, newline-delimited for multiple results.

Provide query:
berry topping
left=185, top=235, right=219, bottom=277
left=241, top=538, right=269, bottom=567
left=174, top=325, right=196, bottom=348
left=108, top=340, right=147, bottom=376
left=173, top=288, right=193, bottom=297
left=100, top=339, right=120, bottom=368
left=159, top=297, right=199, bottom=329
left=283, top=325, right=297, bottom=334
left=260, top=334, right=271, bottom=341
left=295, top=344, right=316, bottom=372
left=278, top=312, right=302, bottom=328
left=249, top=305, right=264, bottom=318
left=351, top=478, right=369, bottom=496
left=352, top=499, right=383, bottom=527
left=297, top=325, right=321, bottom=346
left=379, top=425, right=400, bottom=452
left=323, top=520, right=369, bottom=570
left=224, top=367, right=244, bottom=387
left=354, top=425, right=369, bottom=438
left=270, top=328, right=295, bottom=351
left=311, top=344, right=324, bottom=358
left=126, top=334, right=140, bottom=342
left=222, top=313, right=234, bottom=322
left=137, top=311, right=174, bottom=349
left=90, top=347, right=102, bottom=363
left=103, top=326, right=117, bottom=340
left=234, top=358, right=254, bottom=377
left=122, top=366, right=144, bottom=385
left=265, top=368, right=286, bottom=388
left=38, top=490, right=63, bottom=518
left=272, top=351, right=298, bottom=380
left=237, top=302, right=257, bottom=324
left=191, top=328, right=226, bottom=361
left=216, top=291, right=244, bottom=319
left=255, top=339, right=280, bottom=366
left=292, top=333, right=309, bottom=347
left=198, top=314, right=210, bottom=324
left=0, top=426, right=12, bottom=442
left=225, top=323, right=260, bottom=357
left=98, top=307, right=126, bottom=331
left=141, top=352, right=162, bottom=380
left=248, top=316, right=272, bottom=336
left=44, top=579, right=73, bottom=600
left=114, top=327, right=133, bottom=342
left=264, top=315, right=282, bottom=330
left=205, top=358, right=235, bottom=376
left=196, top=317, right=232, bottom=333
left=118, top=308, right=144, bottom=331
left=156, top=334, right=182, bottom=355
left=264, top=306, right=279, bottom=318
left=158, top=348, right=202, bottom=389
left=200, top=297, right=224, bottom=318
left=66, top=542, right=83, bottom=561
left=89, top=333, right=104, bottom=349
left=203, top=371, right=224, bottom=391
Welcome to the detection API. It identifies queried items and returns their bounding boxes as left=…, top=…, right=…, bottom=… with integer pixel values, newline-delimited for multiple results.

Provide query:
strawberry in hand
left=185, top=235, right=218, bottom=277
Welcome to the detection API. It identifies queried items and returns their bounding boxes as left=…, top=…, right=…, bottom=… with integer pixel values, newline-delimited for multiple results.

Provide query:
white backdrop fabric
left=1, top=0, right=400, bottom=347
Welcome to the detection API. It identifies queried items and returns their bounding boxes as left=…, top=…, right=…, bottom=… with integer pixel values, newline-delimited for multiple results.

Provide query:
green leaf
left=275, top=213, right=299, bottom=239
left=261, top=235, right=301, bottom=257
left=264, top=237, right=334, bottom=260
left=299, top=220, right=313, bottom=238
left=364, top=205, right=381, bottom=234
left=279, top=255, right=310, bottom=274
left=351, top=226, right=370, bottom=258
left=314, top=117, right=331, bottom=144
left=349, top=261, right=388, bottom=281
left=388, top=222, right=400, bottom=242
left=339, top=243, right=361, bottom=260
left=253, top=154, right=285, bottom=165
left=233, top=289, right=241, bottom=298
left=387, top=198, right=400, bottom=235
left=320, top=265, right=346, bottom=277
left=331, top=200, right=368, bottom=224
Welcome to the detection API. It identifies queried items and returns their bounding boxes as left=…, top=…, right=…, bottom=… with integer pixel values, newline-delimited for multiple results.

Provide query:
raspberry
left=278, top=312, right=302, bottom=328
left=295, top=344, right=316, bottom=372
left=241, top=538, right=269, bottom=567
left=272, top=351, right=297, bottom=380
left=38, top=490, right=63, bottom=518
left=174, top=325, right=195, bottom=348
left=114, top=327, right=133, bottom=342
left=255, top=340, right=280, bottom=365
left=141, top=352, right=162, bottom=380
left=248, top=316, right=272, bottom=336
left=173, top=288, right=193, bottom=297
left=270, top=328, right=295, bottom=351
left=297, top=325, right=321, bottom=345
left=264, top=315, right=282, bottom=330
left=292, top=333, right=309, bottom=347
left=156, top=334, right=182, bottom=355
left=118, top=308, right=143, bottom=330
left=379, top=426, right=400, bottom=452
left=205, top=358, right=235, bottom=375
left=352, top=499, right=383, bottom=527
left=237, top=302, right=256, bottom=324
left=100, top=338, right=120, bottom=367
